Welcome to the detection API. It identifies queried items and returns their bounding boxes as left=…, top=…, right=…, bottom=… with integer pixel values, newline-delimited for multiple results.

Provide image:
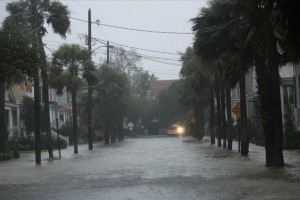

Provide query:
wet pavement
left=0, top=136, right=300, bottom=200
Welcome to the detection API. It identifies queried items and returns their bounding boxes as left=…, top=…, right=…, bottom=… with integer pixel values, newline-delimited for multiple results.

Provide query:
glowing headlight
left=176, top=126, right=184, bottom=134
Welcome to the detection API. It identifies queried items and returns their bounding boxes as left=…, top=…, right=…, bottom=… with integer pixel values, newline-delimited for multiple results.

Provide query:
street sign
left=231, top=103, right=241, bottom=118
left=51, top=118, right=64, bottom=130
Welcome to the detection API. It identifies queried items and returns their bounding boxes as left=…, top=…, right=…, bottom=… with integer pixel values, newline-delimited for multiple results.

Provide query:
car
left=166, top=122, right=185, bottom=137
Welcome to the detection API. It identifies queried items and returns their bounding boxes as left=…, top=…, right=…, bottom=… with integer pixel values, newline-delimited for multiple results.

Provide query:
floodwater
left=0, top=136, right=300, bottom=200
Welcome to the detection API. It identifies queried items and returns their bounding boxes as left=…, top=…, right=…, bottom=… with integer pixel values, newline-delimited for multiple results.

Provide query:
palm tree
left=180, top=47, right=212, bottom=140
left=191, top=0, right=252, bottom=154
left=192, top=0, right=300, bottom=166
left=51, top=44, right=90, bottom=154
left=5, top=0, right=70, bottom=161
left=97, top=65, right=129, bottom=144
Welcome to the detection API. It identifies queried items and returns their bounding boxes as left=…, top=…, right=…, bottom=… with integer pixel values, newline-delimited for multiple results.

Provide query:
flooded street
left=1, top=136, right=300, bottom=200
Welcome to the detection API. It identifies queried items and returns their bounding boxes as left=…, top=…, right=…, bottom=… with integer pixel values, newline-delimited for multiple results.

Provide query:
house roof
left=149, top=80, right=177, bottom=95
left=58, top=104, right=71, bottom=111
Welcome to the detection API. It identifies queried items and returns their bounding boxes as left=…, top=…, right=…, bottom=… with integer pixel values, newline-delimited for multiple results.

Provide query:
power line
left=98, top=22, right=193, bottom=35
left=70, top=16, right=193, bottom=35
left=93, top=37, right=180, bottom=55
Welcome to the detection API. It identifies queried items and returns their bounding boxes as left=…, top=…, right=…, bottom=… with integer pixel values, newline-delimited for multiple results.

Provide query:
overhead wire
left=69, top=16, right=193, bottom=35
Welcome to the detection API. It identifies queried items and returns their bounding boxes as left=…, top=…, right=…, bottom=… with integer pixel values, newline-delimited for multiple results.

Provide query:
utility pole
left=87, top=8, right=93, bottom=150
left=107, top=41, right=110, bottom=66
left=32, top=0, right=41, bottom=165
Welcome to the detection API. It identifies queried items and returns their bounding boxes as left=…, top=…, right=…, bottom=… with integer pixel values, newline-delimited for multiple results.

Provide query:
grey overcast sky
left=0, top=0, right=208, bottom=80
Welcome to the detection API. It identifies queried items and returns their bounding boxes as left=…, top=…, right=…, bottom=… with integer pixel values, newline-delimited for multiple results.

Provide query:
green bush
left=52, top=136, right=68, bottom=149
left=5, top=138, right=19, bottom=151
left=0, top=152, right=12, bottom=161
left=18, top=144, right=33, bottom=151
left=285, top=131, right=300, bottom=149
left=12, top=150, right=20, bottom=158
left=30, top=134, right=68, bottom=150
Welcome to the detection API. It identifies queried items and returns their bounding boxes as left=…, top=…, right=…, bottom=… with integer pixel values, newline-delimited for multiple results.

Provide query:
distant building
left=5, top=81, right=72, bottom=139
left=231, top=65, right=295, bottom=130
left=148, top=80, right=177, bottom=99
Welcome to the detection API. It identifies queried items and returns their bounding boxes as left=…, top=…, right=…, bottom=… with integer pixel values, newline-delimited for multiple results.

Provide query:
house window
left=5, top=109, right=10, bottom=127
left=49, top=89, right=53, bottom=101
left=12, top=109, right=18, bottom=126
left=59, top=114, right=64, bottom=122
left=284, top=85, right=294, bottom=106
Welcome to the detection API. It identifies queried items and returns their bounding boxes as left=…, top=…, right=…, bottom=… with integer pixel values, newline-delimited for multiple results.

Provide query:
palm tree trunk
left=118, top=118, right=124, bottom=141
left=39, top=38, right=53, bottom=159
left=34, top=69, right=41, bottom=164
left=0, top=82, right=8, bottom=152
left=239, top=74, right=248, bottom=156
left=215, top=74, right=222, bottom=147
left=219, top=65, right=227, bottom=148
left=72, top=88, right=78, bottom=154
left=255, top=32, right=284, bottom=166
left=209, top=88, right=215, bottom=145
left=87, top=86, right=93, bottom=150
left=226, top=84, right=233, bottom=150
left=199, top=105, right=205, bottom=140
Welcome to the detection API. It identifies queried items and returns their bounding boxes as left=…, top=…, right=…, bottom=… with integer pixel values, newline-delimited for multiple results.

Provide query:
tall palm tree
left=5, top=0, right=70, bottom=161
left=192, top=0, right=299, bottom=166
left=51, top=44, right=90, bottom=154
left=180, top=47, right=212, bottom=140
left=192, top=0, right=252, bottom=155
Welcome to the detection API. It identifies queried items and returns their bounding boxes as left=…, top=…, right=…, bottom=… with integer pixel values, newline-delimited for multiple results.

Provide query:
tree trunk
left=215, top=74, right=222, bottom=147
left=240, top=74, right=249, bottom=156
left=219, top=64, right=227, bottom=148
left=39, top=38, right=54, bottom=159
left=34, top=70, right=41, bottom=164
left=72, top=88, right=78, bottom=154
left=209, top=88, right=215, bottom=145
left=0, top=82, right=8, bottom=152
left=256, top=63, right=284, bottom=166
left=255, top=31, right=284, bottom=166
left=194, top=106, right=201, bottom=139
left=104, top=109, right=109, bottom=145
left=199, top=105, right=205, bottom=140
left=226, top=84, right=233, bottom=150
left=118, top=118, right=124, bottom=141
left=87, top=86, right=93, bottom=150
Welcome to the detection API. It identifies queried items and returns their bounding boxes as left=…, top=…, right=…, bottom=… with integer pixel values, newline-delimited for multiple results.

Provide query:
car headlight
left=176, top=126, right=184, bottom=134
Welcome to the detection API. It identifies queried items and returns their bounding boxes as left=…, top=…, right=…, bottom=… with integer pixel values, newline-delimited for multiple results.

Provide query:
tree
left=192, top=0, right=298, bottom=166
left=156, top=81, right=186, bottom=129
left=0, top=24, right=37, bottom=153
left=21, top=96, right=46, bottom=139
left=51, top=44, right=90, bottom=154
left=180, top=47, right=212, bottom=139
left=191, top=0, right=251, bottom=154
left=5, top=0, right=71, bottom=160
left=96, top=65, right=129, bottom=144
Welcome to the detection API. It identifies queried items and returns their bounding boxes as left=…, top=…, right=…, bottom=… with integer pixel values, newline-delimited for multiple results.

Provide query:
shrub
left=52, top=136, right=68, bottom=149
left=12, top=150, right=20, bottom=158
left=285, top=131, right=300, bottom=150
left=0, top=152, right=12, bottom=161
left=5, top=138, right=19, bottom=151
left=18, top=144, right=33, bottom=151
